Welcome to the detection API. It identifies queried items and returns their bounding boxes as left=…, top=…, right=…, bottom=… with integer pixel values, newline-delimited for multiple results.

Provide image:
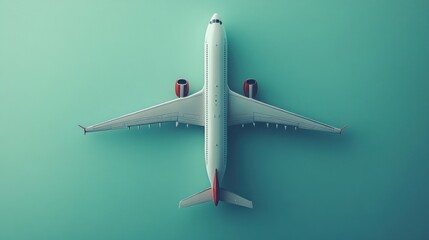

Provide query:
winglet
left=78, top=125, right=87, bottom=135
left=340, top=125, right=349, bottom=134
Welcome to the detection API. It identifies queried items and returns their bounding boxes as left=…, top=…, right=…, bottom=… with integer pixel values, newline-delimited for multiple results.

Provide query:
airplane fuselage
left=204, top=16, right=227, bottom=186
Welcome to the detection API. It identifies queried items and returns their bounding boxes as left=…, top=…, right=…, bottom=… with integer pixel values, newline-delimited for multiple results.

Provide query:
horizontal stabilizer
left=220, top=188, right=253, bottom=208
left=179, top=188, right=212, bottom=208
left=179, top=187, right=253, bottom=209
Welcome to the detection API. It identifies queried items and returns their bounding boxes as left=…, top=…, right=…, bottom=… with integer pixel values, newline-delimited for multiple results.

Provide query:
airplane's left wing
left=228, top=89, right=346, bottom=134
left=80, top=90, right=205, bottom=134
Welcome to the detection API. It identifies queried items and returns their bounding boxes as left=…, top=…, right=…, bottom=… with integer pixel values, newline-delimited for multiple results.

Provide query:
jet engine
left=243, top=79, right=258, bottom=98
left=175, top=79, right=189, bottom=98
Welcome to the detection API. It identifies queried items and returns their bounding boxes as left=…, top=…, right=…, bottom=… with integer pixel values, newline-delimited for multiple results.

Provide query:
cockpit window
left=209, top=19, right=223, bottom=25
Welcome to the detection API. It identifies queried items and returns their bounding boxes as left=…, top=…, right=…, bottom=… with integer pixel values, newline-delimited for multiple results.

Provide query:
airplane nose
left=211, top=13, right=221, bottom=21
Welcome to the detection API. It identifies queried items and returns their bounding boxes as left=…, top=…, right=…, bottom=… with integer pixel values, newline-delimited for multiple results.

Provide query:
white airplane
left=79, top=13, right=347, bottom=209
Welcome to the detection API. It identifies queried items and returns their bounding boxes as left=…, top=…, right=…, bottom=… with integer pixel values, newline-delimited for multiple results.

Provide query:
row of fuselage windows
left=209, top=19, right=222, bottom=25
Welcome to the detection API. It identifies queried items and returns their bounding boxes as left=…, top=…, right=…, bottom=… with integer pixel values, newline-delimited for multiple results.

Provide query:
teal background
left=1, top=0, right=428, bottom=239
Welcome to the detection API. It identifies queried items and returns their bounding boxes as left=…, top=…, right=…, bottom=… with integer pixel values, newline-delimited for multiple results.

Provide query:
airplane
left=79, top=13, right=347, bottom=209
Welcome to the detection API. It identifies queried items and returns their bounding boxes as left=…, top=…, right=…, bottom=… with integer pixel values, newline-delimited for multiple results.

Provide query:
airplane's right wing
left=80, top=90, right=205, bottom=134
left=228, top=89, right=346, bottom=133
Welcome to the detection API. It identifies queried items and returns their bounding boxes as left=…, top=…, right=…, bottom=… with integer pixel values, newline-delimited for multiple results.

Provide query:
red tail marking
left=213, top=169, right=219, bottom=206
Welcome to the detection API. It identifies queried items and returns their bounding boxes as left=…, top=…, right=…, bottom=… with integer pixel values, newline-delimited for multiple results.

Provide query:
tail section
left=179, top=169, right=253, bottom=208
left=179, top=187, right=253, bottom=208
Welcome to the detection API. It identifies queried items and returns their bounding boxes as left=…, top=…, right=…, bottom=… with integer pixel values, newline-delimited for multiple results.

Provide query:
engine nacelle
left=175, top=79, right=189, bottom=98
left=243, top=79, right=258, bottom=98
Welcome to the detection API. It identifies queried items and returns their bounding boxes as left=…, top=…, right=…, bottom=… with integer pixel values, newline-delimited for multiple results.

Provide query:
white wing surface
left=80, top=90, right=205, bottom=133
left=228, top=90, right=345, bottom=133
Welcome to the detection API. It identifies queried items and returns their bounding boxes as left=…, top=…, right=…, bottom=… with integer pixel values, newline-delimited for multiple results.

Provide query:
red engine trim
left=175, top=79, right=189, bottom=97
left=175, top=82, right=180, bottom=97
left=243, top=79, right=258, bottom=98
